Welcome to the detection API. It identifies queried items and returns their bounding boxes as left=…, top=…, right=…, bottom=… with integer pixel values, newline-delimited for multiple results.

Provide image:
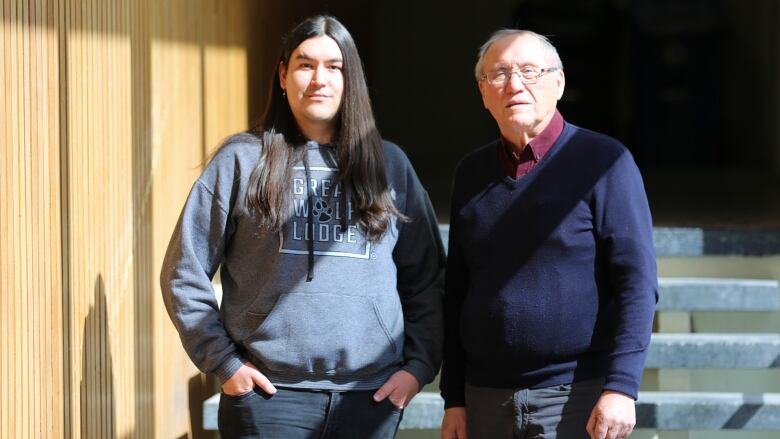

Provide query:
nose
left=311, top=65, right=327, bottom=86
left=506, top=70, right=527, bottom=92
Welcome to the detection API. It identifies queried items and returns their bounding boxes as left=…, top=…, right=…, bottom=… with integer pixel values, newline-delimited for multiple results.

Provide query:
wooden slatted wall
left=1, top=1, right=252, bottom=437
left=1, top=1, right=63, bottom=437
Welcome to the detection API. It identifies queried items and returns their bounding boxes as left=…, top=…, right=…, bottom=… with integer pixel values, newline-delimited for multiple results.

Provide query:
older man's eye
left=521, top=67, right=540, bottom=78
left=490, top=71, right=510, bottom=81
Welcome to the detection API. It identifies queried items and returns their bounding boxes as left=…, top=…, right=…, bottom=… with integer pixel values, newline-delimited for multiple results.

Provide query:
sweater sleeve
left=160, top=155, right=245, bottom=384
left=439, top=164, right=470, bottom=408
left=593, top=149, right=658, bottom=399
left=392, top=155, right=446, bottom=387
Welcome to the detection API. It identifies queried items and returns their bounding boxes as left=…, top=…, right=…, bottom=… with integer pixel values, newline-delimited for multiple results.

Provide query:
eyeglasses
left=479, top=66, right=559, bottom=86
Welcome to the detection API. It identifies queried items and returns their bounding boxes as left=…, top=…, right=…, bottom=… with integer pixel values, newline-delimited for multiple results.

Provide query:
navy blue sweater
left=440, top=123, right=657, bottom=408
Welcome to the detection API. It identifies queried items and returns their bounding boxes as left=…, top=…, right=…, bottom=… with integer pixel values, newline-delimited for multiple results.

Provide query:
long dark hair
left=247, top=15, right=403, bottom=241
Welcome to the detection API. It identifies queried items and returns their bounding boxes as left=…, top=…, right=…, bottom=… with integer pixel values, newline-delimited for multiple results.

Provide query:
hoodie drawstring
left=340, top=182, right=348, bottom=231
left=303, top=149, right=315, bottom=282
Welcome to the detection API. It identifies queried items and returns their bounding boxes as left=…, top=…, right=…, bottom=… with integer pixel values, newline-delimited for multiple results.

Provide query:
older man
left=440, top=30, right=657, bottom=439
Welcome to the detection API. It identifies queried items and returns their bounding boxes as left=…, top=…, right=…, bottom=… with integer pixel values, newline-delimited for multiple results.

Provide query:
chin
left=507, top=118, right=537, bottom=131
left=305, top=110, right=338, bottom=121
left=510, top=115, right=532, bottom=123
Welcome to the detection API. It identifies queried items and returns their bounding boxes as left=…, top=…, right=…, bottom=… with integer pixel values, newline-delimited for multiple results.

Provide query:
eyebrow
left=490, top=62, right=540, bottom=70
left=295, top=52, right=343, bottom=63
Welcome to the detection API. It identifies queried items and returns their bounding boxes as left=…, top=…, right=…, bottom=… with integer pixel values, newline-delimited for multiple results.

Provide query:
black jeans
left=218, top=387, right=403, bottom=439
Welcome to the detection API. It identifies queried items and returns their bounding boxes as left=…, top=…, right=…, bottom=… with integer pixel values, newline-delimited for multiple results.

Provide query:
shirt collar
left=500, top=109, right=565, bottom=165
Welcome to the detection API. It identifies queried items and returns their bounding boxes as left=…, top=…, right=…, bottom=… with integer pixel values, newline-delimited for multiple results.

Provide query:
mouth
left=306, top=94, right=330, bottom=100
left=506, top=101, right=530, bottom=108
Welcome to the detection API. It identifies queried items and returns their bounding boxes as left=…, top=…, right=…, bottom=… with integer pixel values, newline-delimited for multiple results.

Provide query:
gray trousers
left=465, top=378, right=605, bottom=439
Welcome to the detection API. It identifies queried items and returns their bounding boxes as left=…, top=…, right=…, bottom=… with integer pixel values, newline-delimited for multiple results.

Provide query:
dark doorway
left=247, top=0, right=780, bottom=227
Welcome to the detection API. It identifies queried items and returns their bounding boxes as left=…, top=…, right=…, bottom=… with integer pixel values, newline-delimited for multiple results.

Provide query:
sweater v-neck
left=494, top=123, right=574, bottom=188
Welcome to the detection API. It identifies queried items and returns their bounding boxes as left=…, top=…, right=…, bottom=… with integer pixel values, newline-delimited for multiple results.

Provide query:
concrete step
left=438, top=226, right=780, bottom=256
left=398, top=392, right=444, bottom=430
left=657, top=278, right=780, bottom=311
left=646, top=333, right=780, bottom=369
left=652, top=227, right=780, bottom=257
left=636, top=391, right=780, bottom=430
left=203, top=393, right=219, bottom=430
left=390, top=391, right=780, bottom=431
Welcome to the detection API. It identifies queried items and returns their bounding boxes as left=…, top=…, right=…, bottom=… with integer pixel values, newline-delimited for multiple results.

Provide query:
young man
left=161, top=16, right=444, bottom=439
left=440, top=30, right=657, bottom=439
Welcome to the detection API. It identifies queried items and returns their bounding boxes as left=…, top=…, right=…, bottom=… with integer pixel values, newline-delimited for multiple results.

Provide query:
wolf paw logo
left=312, top=199, right=333, bottom=222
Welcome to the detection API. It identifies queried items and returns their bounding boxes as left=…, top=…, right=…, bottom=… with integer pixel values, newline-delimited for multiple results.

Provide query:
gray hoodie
left=160, top=132, right=444, bottom=391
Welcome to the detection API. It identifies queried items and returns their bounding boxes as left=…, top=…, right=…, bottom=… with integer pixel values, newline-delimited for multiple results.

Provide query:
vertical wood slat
left=31, top=0, right=40, bottom=436
left=16, top=0, right=23, bottom=430
left=46, top=0, right=63, bottom=435
left=0, top=0, right=13, bottom=437
left=33, top=4, right=43, bottom=438
left=1, top=2, right=11, bottom=438
left=2, top=1, right=252, bottom=437
left=3, top=4, right=13, bottom=439
left=39, top=0, right=51, bottom=435
left=0, top=2, right=7, bottom=437
left=57, top=1, right=70, bottom=436
left=21, top=2, right=30, bottom=439
left=62, top=1, right=75, bottom=437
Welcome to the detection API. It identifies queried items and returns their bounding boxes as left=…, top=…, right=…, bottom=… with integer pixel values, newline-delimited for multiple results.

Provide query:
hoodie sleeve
left=390, top=146, right=446, bottom=387
left=159, top=147, right=246, bottom=384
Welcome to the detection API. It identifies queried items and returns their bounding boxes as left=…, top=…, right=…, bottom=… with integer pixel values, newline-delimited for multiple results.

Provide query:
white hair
left=474, top=29, right=563, bottom=81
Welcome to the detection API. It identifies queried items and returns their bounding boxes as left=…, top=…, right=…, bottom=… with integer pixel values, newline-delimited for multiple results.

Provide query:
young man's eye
left=328, top=64, right=343, bottom=71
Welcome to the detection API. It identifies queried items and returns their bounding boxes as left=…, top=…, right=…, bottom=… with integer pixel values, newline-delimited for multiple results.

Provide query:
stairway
left=203, top=227, right=780, bottom=436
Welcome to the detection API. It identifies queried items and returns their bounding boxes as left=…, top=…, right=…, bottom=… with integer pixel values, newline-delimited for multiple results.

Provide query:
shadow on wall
left=81, top=275, right=116, bottom=438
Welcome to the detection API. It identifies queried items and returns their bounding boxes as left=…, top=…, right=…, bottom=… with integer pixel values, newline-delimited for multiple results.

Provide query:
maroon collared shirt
left=498, top=110, right=564, bottom=179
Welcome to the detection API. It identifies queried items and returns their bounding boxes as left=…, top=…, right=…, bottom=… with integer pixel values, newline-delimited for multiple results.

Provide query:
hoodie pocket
left=242, top=292, right=401, bottom=377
